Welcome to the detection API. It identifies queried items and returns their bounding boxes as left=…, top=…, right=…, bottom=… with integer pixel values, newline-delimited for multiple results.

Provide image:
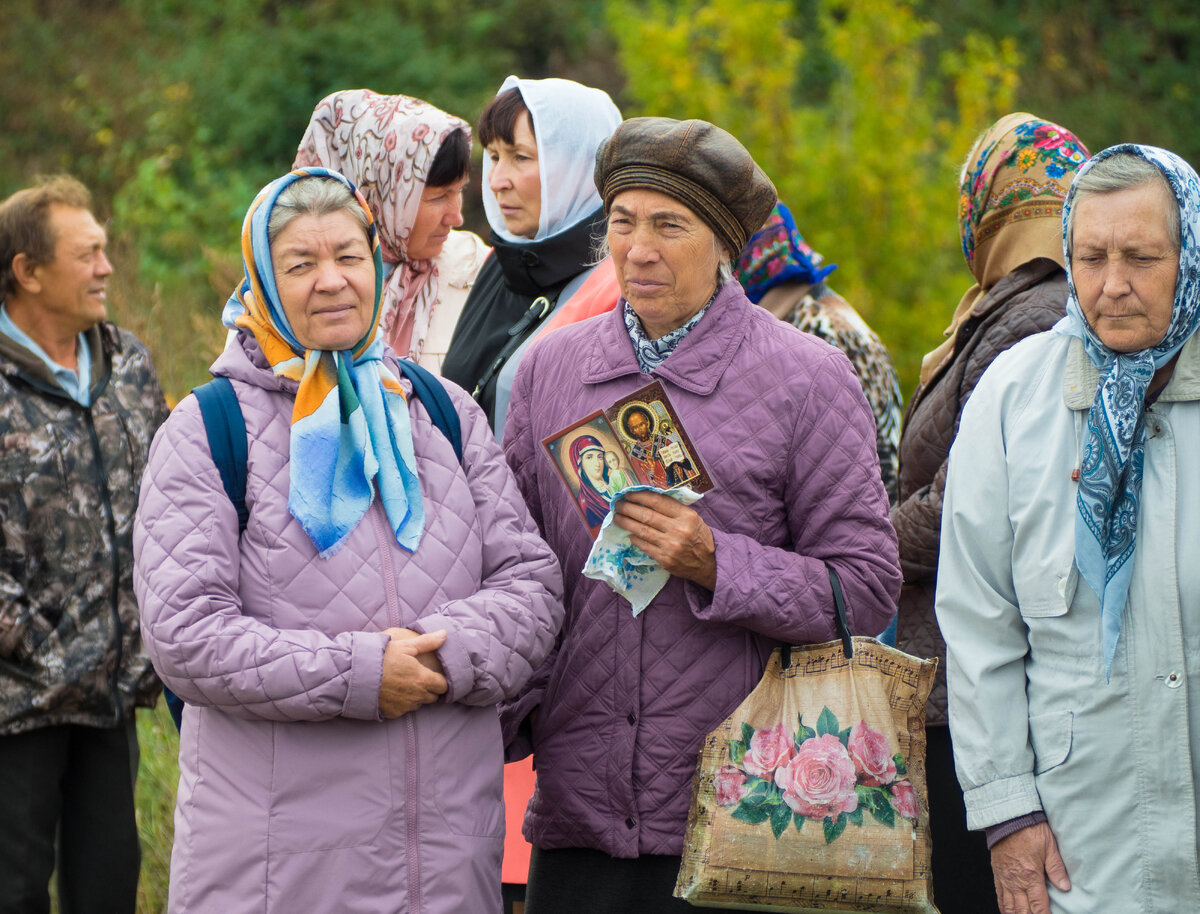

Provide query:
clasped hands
left=378, top=627, right=447, bottom=718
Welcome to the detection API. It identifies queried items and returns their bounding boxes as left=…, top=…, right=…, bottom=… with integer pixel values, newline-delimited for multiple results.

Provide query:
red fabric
left=502, top=759, right=536, bottom=884
left=533, top=257, right=621, bottom=341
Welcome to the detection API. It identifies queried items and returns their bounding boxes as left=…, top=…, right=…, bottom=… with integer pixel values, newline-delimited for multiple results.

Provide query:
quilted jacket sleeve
left=687, top=347, right=901, bottom=644
left=133, top=397, right=387, bottom=723
left=935, top=361, right=1041, bottom=829
left=495, top=358, right=560, bottom=758
left=409, top=390, right=564, bottom=708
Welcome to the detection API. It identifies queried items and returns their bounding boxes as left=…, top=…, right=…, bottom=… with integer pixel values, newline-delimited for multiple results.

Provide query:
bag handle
left=781, top=565, right=854, bottom=669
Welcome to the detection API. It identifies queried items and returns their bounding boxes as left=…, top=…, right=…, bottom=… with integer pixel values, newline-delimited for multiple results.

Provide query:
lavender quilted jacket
left=133, top=338, right=563, bottom=914
left=501, top=283, right=900, bottom=858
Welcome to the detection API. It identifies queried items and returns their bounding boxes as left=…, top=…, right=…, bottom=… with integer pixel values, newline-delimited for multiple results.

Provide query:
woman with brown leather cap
left=500, top=116, right=900, bottom=914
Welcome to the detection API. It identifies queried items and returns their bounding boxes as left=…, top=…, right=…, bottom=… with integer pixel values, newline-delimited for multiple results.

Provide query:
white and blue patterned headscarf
left=1055, top=144, right=1200, bottom=677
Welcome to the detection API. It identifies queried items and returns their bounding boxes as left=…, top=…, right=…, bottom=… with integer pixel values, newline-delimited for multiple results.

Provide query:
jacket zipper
left=85, top=409, right=124, bottom=723
left=370, top=505, right=422, bottom=911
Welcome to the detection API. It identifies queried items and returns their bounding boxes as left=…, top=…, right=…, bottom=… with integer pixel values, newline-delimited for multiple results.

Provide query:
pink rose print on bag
left=742, top=722, right=794, bottom=779
left=774, top=734, right=858, bottom=820
left=890, top=779, right=919, bottom=820
left=720, top=707, right=917, bottom=843
left=848, top=720, right=898, bottom=787
left=714, top=766, right=749, bottom=807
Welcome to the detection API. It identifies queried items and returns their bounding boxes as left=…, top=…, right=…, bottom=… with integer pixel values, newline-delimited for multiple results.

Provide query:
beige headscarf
left=294, top=90, right=469, bottom=361
left=919, top=112, right=1089, bottom=384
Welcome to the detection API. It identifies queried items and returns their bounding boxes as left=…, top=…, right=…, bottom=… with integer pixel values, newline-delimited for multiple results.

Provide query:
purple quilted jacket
left=133, top=338, right=563, bottom=914
left=501, top=283, right=900, bottom=858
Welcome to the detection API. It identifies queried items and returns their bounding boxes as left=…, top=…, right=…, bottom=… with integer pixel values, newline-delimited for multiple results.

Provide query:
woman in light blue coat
left=936, top=144, right=1200, bottom=914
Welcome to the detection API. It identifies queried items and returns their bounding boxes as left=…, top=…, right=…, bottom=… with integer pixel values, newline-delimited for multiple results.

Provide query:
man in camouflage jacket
left=0, top=176, right=168, bottom=913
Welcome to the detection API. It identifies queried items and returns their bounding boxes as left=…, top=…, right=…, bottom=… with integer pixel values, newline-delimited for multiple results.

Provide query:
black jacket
left=442, top=207, right=606, bottom=427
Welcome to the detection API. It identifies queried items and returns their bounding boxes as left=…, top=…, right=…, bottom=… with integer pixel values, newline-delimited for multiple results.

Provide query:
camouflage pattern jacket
left=0, top=319, right=168, bottom=734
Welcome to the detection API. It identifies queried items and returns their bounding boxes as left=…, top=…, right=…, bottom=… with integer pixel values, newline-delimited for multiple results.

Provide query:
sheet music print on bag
left=676, top=638, right=939, bottom=913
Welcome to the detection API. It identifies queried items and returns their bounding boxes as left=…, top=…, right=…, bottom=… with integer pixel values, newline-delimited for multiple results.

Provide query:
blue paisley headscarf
left=230, top=167, right=424, bottom=558
left=1055, top=144, right=1200, bottom=677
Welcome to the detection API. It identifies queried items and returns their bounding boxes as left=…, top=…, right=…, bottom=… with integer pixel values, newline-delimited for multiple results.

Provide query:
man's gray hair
left=1066, top=152, right=1180, bottom=260
left=267, top=176, right=369, bottom=247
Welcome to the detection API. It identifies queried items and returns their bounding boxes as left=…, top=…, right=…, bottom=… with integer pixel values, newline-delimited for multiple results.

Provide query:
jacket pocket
left=269, top=717, right=392, bottom=852
left=427, top=707, right=505, bottom=838
left=1028, top=709, right=1073, bottom=774
left=1015, top=564, right=1076, bottom=619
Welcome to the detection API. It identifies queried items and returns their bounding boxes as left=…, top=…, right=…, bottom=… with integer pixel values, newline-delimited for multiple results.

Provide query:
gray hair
left=592, top=225, right=734, bottom=287
left=1066, top=152, right=1181, bottom=260
left=267, top=176, right=369, bottom=247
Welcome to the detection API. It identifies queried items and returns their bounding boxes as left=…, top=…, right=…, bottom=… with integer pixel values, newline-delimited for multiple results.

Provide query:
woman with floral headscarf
left=288, top=89, right=489, bottom=372
left=936, top=143, right=1200, bottom=913
left=735, top=203, right=903, bottom=503
left=133, top=169, right=562, bottom=912
left=442, top=76, right=622, bottom=438
left=891, top=113, right=1089, bottom=912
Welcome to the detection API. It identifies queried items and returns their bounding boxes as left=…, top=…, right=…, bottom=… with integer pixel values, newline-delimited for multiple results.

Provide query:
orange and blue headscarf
left=231, top=167, right=424, bottom=557
left=734, top=203, right=836, bottom=303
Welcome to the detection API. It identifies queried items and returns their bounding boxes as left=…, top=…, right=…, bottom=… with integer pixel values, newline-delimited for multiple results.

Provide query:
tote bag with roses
left=674, top=568, right=938, bottom=913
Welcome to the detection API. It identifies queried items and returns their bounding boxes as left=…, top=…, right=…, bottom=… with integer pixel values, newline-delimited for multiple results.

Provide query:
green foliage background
left=2, top=3, right=1196, bottom=907
left=2, top=0, right=1197, bottom=399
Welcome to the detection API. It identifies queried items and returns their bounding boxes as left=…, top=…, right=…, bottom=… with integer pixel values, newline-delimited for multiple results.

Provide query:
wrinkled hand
left=378, top=628, right=448, bottom=719
left=991, top=822, right=1070, bottom=914
left=612, top=491, right=716, bottom=590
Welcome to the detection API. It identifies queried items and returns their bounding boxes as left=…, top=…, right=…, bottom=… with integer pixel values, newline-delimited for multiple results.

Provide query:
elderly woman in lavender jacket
left=133, top=169, right=562, bottom=913
left=501, top=118, right=901, bottom=913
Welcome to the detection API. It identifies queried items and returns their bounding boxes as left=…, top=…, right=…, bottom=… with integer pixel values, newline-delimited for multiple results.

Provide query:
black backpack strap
left=191, top=377, right=249, bottom=534
left=395, top=359, right=464, bottom=466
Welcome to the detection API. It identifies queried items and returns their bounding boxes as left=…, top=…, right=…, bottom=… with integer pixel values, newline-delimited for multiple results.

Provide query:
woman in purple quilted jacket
left=501, top=118, right=901, bottom=913
left=132, top=169, right=563, bottom=913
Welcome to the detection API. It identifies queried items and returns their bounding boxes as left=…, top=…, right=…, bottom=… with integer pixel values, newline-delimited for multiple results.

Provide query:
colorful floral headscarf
left=1055, top=144, right=1200, bottom=677
left=920, top=113, right=1089, bottom=384
left=231, top=167, right=424, bottom=557
left=734, top=203, right=836, bottom=303
left=293, top=90, right=471, bottom=362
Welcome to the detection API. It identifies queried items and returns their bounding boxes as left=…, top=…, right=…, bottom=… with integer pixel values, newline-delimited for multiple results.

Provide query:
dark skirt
left=525, top=846, right=746, bottom=914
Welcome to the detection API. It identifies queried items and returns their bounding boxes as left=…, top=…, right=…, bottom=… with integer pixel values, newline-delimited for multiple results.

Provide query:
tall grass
left=135, top=703, right=179, bottom=913
left=107, top=236, right=234, bottom=404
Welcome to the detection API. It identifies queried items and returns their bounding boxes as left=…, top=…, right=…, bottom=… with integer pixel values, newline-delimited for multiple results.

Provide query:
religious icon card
left=542, top=381, right=713, bottom=537
left=541, top=411, right=639, bottom=538
left=603, top=381, right=713, bottom=494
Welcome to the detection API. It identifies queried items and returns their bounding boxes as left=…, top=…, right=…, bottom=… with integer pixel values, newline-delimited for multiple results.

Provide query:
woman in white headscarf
left=442, top=76, right=622, bottom=437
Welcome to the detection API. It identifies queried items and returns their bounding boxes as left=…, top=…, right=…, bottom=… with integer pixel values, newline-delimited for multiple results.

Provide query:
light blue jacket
left=937, top=329, right=1200, bottom=913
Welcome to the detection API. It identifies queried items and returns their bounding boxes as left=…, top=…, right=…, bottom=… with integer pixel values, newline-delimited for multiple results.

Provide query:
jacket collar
left=490, top=207, right=607, bottom=296
left=1064, top=329, right=1200, bottom=409
left=0, top=313, right=113, bottom=402
left=579, top=280, right=751, bottom=395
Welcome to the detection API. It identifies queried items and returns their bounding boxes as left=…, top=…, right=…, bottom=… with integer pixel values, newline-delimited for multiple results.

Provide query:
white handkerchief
left=582, top=485, right=704, bottom=615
